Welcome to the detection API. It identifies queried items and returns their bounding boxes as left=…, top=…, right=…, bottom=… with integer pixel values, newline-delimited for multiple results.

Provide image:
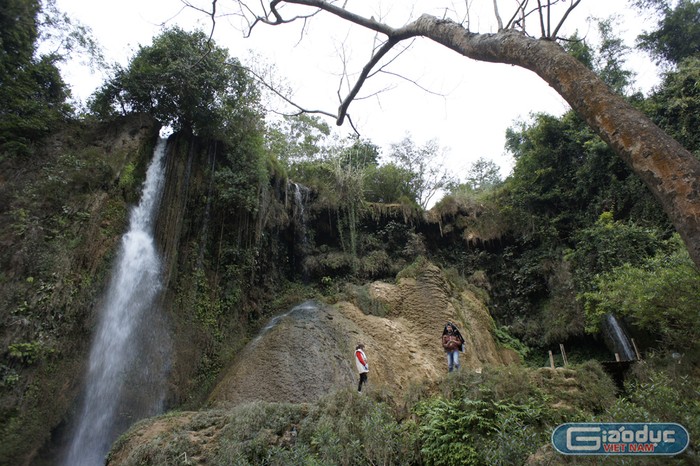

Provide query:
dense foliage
left=636, top=0, right=700, bottom=67
left=582, top=234, right=700, bottom=352
left=0, top=0, right=70, bottom=156
left=90, top=27, right=261, bottom=139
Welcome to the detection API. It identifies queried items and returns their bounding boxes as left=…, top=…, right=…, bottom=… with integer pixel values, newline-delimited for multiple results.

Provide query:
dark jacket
left=442, top=331, right=463, bottom=352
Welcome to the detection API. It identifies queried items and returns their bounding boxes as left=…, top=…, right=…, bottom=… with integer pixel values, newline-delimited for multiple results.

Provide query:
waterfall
left=291, top=182, right=311, bottom=281
left=63, top=138, right=171, bottom=466
left=602, top=313, right=636, bottom=361
left=292, top=182, right=310, bottom=245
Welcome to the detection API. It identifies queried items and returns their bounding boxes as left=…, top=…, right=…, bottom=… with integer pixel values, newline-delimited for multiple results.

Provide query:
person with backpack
left=355, top=343, right=369, bottom=392
left=442, top=322, right=465, bottom=372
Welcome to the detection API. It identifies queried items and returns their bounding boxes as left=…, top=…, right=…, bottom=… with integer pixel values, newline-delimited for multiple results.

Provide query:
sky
left=54, top=0, right=660, bottom=180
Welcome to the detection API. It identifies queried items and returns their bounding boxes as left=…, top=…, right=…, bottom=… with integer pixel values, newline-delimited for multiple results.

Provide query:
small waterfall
left=251, top=300, right=320, bottom=345
left=602, top=313, right=636, bottom=361
left=292, top=182, right=310, bottom=244
left=63, top=138, right=171, bottom=466
left=291, top=182, right=311, bottom=280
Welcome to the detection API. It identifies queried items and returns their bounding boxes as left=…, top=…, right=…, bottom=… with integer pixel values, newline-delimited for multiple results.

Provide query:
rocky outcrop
left=208, top=261, right=518, bottom=406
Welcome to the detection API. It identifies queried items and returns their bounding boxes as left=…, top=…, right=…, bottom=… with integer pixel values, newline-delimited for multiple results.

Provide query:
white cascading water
left=604, top=313, right=636, bottom=361
left=63, top=138, right=171, bottom=466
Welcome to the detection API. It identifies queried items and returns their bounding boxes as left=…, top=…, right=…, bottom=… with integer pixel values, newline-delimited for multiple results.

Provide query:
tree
left=635, top=0, right=700, bottom=67
left=90, top=27, right=261, bottom=138
left=642, top=57, right=700, bottom=152
left=265, top=114, right=331, bottom=167
left=364, top=162, right=416, bottom=204
left=465, top=157, right=502, bottom=191
left=207, top=0, right=700, bottom=269
left=388, top=135, right=453, bottom=209
left=0, top=0, right=72, bottom=155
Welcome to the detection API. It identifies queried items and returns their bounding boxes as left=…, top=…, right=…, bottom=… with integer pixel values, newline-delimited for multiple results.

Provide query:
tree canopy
left=90, top=27, right=261, bottom=138
left=0, top=0, right=70, bottom=155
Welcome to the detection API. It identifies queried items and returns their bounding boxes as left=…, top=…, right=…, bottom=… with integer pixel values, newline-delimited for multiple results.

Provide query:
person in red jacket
left=442, top=322, right=465, bottom=372
left=355, top=343, right=369, bottom=392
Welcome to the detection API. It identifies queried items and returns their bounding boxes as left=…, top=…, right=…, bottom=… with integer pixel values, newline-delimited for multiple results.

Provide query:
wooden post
left=548, top=350, right=555, bottom=369
left=615, top=353, right=621, bottom=362
left=631, top=338, right=642, bottom=360
left=559, top=344, right=568, bottom=366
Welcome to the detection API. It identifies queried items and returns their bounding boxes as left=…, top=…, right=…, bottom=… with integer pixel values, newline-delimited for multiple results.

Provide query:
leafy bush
left=493, top=326, right=529, bottom=360
left=582, top=234, right=700, bottom=351
left=590, top=364, right=700, bottom=465
left=414, top=395, right=549, bottom=466
left=567, top=212, right=665, bottom=294
left=7, top=341, right=46, bottom=365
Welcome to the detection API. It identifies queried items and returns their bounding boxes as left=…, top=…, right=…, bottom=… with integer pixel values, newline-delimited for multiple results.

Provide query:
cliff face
left=0, top=114, right=160, bottom=465
left=1, top=127, right=515, bottom=464
left=103, top=260, right=520, bottom=465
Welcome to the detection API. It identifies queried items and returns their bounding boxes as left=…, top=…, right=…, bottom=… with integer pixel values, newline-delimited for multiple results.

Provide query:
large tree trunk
left=416, top=18, right=700, bottom=267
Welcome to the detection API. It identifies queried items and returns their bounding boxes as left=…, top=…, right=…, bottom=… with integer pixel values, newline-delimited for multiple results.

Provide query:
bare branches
left=184, top=0, right=582, bottom=130
left=493, top=0, right=503, bottom=31
left=179, top=0, right=217, bottom=41
left=537, top=0, right=547, bottom=37
left=552, top=0, right=582, bottom=39
left=244, top=63, right=339, bottom=119
left=512, top=0, right=580, bottom=38
left=505, top=0, right=529, bottom=31
left=258, top=0, right=428, bottom=126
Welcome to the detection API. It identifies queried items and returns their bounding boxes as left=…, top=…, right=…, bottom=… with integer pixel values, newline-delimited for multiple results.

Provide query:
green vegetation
left=109, top=358, right=698, bottom=465
left=90, top=27, right=261, bottom=139
left=582, top=234, right=700, bottom=351
left=1, top=0, right=699, bottom=464
left=0, top=0, right=101, bottom=157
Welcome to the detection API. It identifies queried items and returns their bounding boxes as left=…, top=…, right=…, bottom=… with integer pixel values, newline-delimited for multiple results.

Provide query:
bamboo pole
left=548, top=350, right=555, bottom=369
left=559, top=343, right=568, bottom=366
left=631, top=338, right=642, bottom=360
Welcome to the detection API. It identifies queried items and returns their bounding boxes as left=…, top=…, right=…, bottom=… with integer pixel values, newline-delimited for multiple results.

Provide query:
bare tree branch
left=536, top=0, right=546, bottom=37
left=505, top=0, right=529, bottom=30
left=552, top=0, right=583, bottom=39
left=493, top=0, right=504, bottom=31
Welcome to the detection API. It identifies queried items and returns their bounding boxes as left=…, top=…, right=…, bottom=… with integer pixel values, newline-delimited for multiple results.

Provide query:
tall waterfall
left=63, top=138, right=171, bottom=466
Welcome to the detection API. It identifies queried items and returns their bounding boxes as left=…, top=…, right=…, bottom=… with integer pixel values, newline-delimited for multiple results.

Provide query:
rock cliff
left=209, top=261, right=518, bottom=406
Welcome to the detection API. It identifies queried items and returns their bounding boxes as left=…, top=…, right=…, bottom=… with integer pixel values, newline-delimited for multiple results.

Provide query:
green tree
left=90, top=27, right=260, bottom=138
left=265, top=114, right=331, bottom=167
left=0, top=0, right=72, bottom=155
left=339, top=136, right=380, bottom=170
left=635, top=0, right=700, bottom=66
left=642, top=57, right=700, bottom=153
left=504, top=111, right=668, bottom=243
left=566, top=211, right=665, bottom=294
left=465, top=157, right=502, bottom=192
left=595, top=18, right=636, bottom=95
left=388, top=135, right=454, bottom=209
left=364, top=162, right=416, bottom=204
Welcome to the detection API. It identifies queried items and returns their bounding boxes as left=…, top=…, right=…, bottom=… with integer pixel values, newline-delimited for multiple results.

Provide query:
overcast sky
left=55, top=0, right=660, bottom=179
